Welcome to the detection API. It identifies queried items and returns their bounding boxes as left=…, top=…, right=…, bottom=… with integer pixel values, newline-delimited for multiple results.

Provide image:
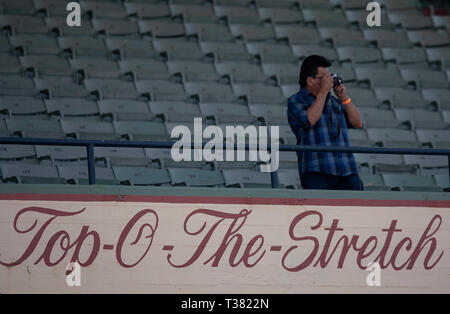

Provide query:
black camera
left=331, top=73, right=343, bottom=87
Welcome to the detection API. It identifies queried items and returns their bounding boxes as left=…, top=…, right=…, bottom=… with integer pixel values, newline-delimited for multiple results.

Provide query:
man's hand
left=319, top=74, right=333, bottom=95
left=334, top=84, right=349, bottom=103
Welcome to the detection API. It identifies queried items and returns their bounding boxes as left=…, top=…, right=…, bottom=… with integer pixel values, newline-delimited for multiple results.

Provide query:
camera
left=331, top=73, right=343, bottom=87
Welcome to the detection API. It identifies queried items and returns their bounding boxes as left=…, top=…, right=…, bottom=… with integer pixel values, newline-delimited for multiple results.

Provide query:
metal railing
left=1, top=137, right=449, bottom=189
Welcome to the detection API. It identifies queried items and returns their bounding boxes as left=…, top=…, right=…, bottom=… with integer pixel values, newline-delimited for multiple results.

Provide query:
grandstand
left=0, top=0, right=449, bottom=192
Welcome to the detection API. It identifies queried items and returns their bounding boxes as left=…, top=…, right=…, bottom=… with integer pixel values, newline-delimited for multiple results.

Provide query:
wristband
left=342, top=98, right=351, bottom=105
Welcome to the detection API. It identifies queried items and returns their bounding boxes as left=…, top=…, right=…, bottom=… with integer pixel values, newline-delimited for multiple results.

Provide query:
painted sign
left=0, top=194, right=449, bottom=293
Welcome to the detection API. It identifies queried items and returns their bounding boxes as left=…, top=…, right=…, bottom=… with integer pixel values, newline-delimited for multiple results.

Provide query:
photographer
left=287, top=55, right=364, bottom=190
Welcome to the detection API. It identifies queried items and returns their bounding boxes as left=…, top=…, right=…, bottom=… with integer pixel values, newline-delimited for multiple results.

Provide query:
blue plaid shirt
left=287, top=87, right=359, bottom=177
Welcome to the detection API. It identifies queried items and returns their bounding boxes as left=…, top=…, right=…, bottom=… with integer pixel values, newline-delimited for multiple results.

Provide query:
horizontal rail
left=1, top=137, right=449, bottom=188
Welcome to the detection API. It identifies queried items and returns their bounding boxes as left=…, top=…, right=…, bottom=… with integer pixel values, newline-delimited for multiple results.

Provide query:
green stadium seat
left=229, top=24, right=276, bottom=41
left=1, top=96, right=46, bottom=118
left=58, top=165, right=117, bottom=185
left=367, top=128, right=420, bottom=148
left=58, top=36, right=108, bottom=57
left=222, top=169, right=271, bottom=188
left=119, top=59, right=170, bottom=80
left=9, top=34, right=59, bottom=55
left=275, top=25, right=321, bottom=45
left=34, top=0, right=70, bottom=16
left=185, top=22, right=234, bottom=42
left=5, top=118, right=64, bottom=138
left=125, top=2, right=170, bottom=19
left=35, top=76, right=88, bottom=98
left=257, top=7, right=302, bottom=24
left=44, top=98, right=99, bottom=120
left=45, top=17, right=95, bottom=36
left=394, top=108, right=448, bottom=130
left=61, top=120, right=118, bottom=140
left=98, top=99, right=154, bottom=122
left=215, top=5, right=261, bottom=24
left=170, top=4, right=217, bottom=23
left=84, top=78, right=138, bottom=99
left=1, top=0, right=35, bottom=15
left=168, top=60, right=220, bottom=81
left=95, top=147, right=149, bottom=168
left=0, top=74, right=36, bottom=96
left=199, top=102, right=255, bottom=124
left=81, top=1, right=128, bottom=19
left=359, top=174, right=390, bottom=191
left=201, top=41, right=252, bottom=62
left=135, top=79, right=187, bottom=101
left=92, top=19, right=139, bottom=37
left=169, top=168, right=225, bottom=187
left=0, top=15, right=48, bottom=35
left=138, top=20, right=186, bottom=38
left=113, top=120, right=168, bottom=141
left=382, top=174, right=441, bottom=192
left=149, top=101, right=201, bottom=123
left=69, top=57, right=120, bottom=79
left=1, top=164, right=65, bottom=184
left=113, top=166, right=171, bottom=186
left=434, top=174, right=450, bottom=192
left=278, top=168, right=302, bottom=189
left=35, top=145, right=87, bottom=165
left=20, top=55, right=73, bottom=77
left=215, top=60, right=267, bottom=83
left=291, top=44, right=338, bottom=61
left=105, top=38, right=157, bottom=59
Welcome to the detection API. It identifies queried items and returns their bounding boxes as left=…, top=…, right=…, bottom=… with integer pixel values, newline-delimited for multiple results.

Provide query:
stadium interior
left=0, top=0, right=449, bottom=192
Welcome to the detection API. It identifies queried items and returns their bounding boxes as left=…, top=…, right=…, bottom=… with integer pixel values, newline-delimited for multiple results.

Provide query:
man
left=287, top=55, right=364, bottom=190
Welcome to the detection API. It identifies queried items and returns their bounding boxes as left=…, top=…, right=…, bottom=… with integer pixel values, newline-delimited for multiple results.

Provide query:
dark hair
left=299, top=55, right=332, bottom=88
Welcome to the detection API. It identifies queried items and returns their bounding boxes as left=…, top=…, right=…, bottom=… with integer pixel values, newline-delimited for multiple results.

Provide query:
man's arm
left=334, top=84, right=363, bottom=129
left=306, top=74, right=334, bottom=126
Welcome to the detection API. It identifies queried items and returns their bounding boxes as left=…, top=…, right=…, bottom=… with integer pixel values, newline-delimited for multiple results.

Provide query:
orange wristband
left=343, top=98, right=351, bottom=105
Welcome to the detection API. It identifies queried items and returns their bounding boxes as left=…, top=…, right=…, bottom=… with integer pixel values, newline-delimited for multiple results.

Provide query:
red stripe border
left=0, top=193, right=449, bottom=208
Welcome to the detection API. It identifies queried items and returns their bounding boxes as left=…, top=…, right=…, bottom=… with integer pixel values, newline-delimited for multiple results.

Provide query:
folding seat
left=416, top=129, right=450, bottom=148
left=84, top=78, right=138, bottom=99
left=359, top=174, right=390, bottom=191
left=144, top=148, right=206, bottom=169
left=113, top=167, right=171, bottom=186
left=0, top=96, right=46, bottom=118
left=69, top=57, right=120, bottom=79
left=113, top=120, right=169, bottom=141
left=45, top=17, right=95, bottom=36
left=354, top=67, right=406, bottom=88
left=168, top=60, right=220, bottom=81
left=199, top=102, right=255, bottom=124
left=257, top=7, right=302, bottom=24
left=426, top=48, right=450, bottom=66
left=185, top=22, right=234, bottom=41
left=215, top=60, right=266, bottom=83
left=355, top=154, right=419, bottom=175
left=169, top=4, right=217, bottom=22
left=359, top=107, right=402, bottom=129
left=214, top=159, right=258, bottom=171
left=5, top=118, right=64, bottom=138
left=0, top=164, right=64, bottom=184
left=92, top=19, right=139, bottom=37
left=382, top=174, right=441, bottom=192
left=299, top=0, right=334, bottom=9
left=388, top=12, right=433, bottom=30
left=34, top=76, right=87, bottom=98
left=432, top=15, right=450, bottom=30
left=348, top=129, right=371, bottom=147
left=105, top=38, right=157, bottom=59
left=201, top=41, right=252, bottom=62
left=246, top=42, right=297, bottom=63
left=149, top=101, right=201, bottom=123
left=249, top=103, right=286, bottom=125
left=0, top=144, right=36, bottom=161
left=222, top=169, right=271, bottom=188
left=118, top=58, right=169, bottom=80
left=302, top=9, right=348, bottom=28
left=20, top=55, right=73, bottom=76
left=97, top=99, right=154, bottom=122
left=135, top=79, right=187, bottom=101
left=443, top=110, right=450, bottom=124
left=168, top=168, right=225, bottom=187
left=81, top=1, right=128, bottom=19
left=9, top=34, right=59, bottom=55
left=124, top=2, right=170, bottom=19
left=383, top=0, right=420, bottom=12
left=0, top=15, right=48, bottom=34
left=366, top=128, right=419, bottom=148
left=33, top=0, right=70, bottom=16
left=35, top=145, right=87, bottom=166
left=262, top=62, right=298, bottom=85
left=394, top=108, right=447, bottom=130
left=232, top=83, right=284, bottom=104
left=403, top=155, right=449, bottom=173
left=345, top=86, right=380, bottom=108
left=44, top=98, right=99, bottom=120
left=61, top=120, right=118, bottom=140
left=153, top=39, right=204, bottom=60
left=421, top=88, right=450, bottom=110
left=215, top=6, right=261, bottom=24
left=0, top=74, right=36, bottom=96
left=434, top=174, right=450, bottom=192
left=336, top=47, right=383, bottom=64
left=0, top=0, right=35, bottom=15
left=274, top=25, right=321, bottom=45
left=138, top=20, right=186, bottom=38
left=229, top=24, right=276, bottom=41
left=58, top=165, right=117, bottom=185
left=58, top=36, right=108, bottom=57
left=254, top=0, right=293, bottom=8
left=319, top=28, right=368, bottom=47
left=291, top=44, right=338, bottom=61
left=375, top=87, right=428, bottom=109
left=400, top=69, right=449, bottom=89
left=381, top=47, right=428, bottom=68
left=277, top=169, right=301, bottom=189
left=363, top=29, right=412, bottom=48
left=407, top=30, right=450, bottom=48
left=184, top=81, right=235, bottom=102
left=95, top=147, right=150, bottom=168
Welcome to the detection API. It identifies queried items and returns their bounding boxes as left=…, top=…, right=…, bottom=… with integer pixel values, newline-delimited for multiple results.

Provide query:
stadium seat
left=168, top=60, right=220, bottom=81
left=61, top=120, right=118, bottom=140
left=1, top=164, right=65, bottom=184
left=92, top=19, right=139, bottom=37
left=113, top=120, right=169, bottom=141
left=1, top=0, right=35, bottom=15
left=281, top=84, right=299, bottom=98
left=58, top=36, right=108, bottom=57
left=359, top=107, right=403, bottom=129
left=124, top=2, right=171, bottom=19
left=35, top=145, right=87, bottom=165
left=222, top=169, right=271, bottom=188
left=81, top=1, right=128, bottom=19
left=416, top=129, right=450, bottom=148
left=119, top=58, right=170, bottom=80
left=105, top=38, right=157, bottom=59
left=443, top=110, right=450, bottom=124
left=254, top=0, right=294, bottom=8
left=168, top=168, right=225, bottom=187
left=170, top=4, right=217, bottom=22
left=215, top=0, right=253, bottom=7
left=98, top=99, right=154, bottom=122
left=367, top=128, right=420, bottom=147
left=9, top=34, right=59, bottom=55
left=94, top=147, right=149, bottom=167
left=138, top=20, right=186, bottom=38
left=84, top=78, right=139, bottom=99
left=302, top=9, right=348, bottom=28
left=144, top=148, right=206, bottom=169
left=277, top=124, right=297, bottom=145
left=34, top=76, right=87, bottom=98
left=354, top=67, right=406, bottom=88
left=432, top=15, right=450, bottom=30
left=33, top=0, right=70, bottom=16
left=45, top=16, right=95, bottom=36
left=135, top=79, right=187, bottom=101
left=58, top=165, right=117, bottom=185
left=374, top=87, right=428, bottom=109
left=5, top=118, right=64, bottom=138
left=232, top=83, right=284, bottom=104
left=229, top=24, right=276, bottom=41
left=407, top=30, right=450, bottom=47
left=0, top=96, right=46, bottom=118
left=421, top=88, right=450, bottom=109
left=336, top=47, right=383, bottom=64
left=153, top=39, right=204, bottom=60
left=291, top=44, right=338, bottom=61
left=149, top=101, right=201, bottom=123
left=20, top=55, right=72, bottom=77
left=70, top=57, right=120, bottom=79
left=348, top=129, right=371, bottom=147
left=214, top=5, right=261, bottom=24
left=257, top=7, right=302, bottom=24
left=394, top=108, right=448, bottom=130
left=113, top=166, right=171, bottom=186
left=381, top=47, right=428, bottom=68
left=274, top=25, right=321, bottom=45
left=262, top=62, right=299, bottom=84
left=0, top=74, right=35, bottom=96
left=201, top=41, right=252, bottom=62
left=184, top=81, right=235, bottom=102
left=359, top=174, right=391, bottom=191
left=346, top=86, right=380, bottom=108
left=382, top=174, right=441, bottom=192
left=44, top=98, right=99, bottom=120
left=0, top=144, right=36, bottom=160
left=319, top=28, right=368, bottom=47
left=216, top=60, right=267, bottom=83
left=249, top=104, right=287, bottom=125
left=278, top=151, right=298, bottom=169
left=185, top=22, right=234, bottom=41
left=388, top=12, right=433, bottom=29
left=383, top=0, right=420, bottom=11
left=403, top=155, right=449, bottom=170
left=278, top=168, right=301, bottom=189
left=363, top=29, right=412, bottom=48
left=0, top=15, right=48, bottom=35
left=434, top=174, right=450, bottom=191
left=246, top=42, right=297, bottom=63
left=199, top=102, right=255, bottom=124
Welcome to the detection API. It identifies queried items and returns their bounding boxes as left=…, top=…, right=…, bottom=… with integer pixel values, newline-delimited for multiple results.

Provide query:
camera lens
left=331, top=73, right=343, bottom=87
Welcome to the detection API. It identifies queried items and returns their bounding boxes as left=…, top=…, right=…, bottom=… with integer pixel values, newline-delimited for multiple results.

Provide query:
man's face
left=307, top=67, right=330, bottom=96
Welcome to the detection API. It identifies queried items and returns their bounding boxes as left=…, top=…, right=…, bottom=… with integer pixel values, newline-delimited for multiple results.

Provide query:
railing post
left=271, top=171, right=279, bottom=189
left=87, top=144, right=96, bottom=185
left=448, top=155, right=450, bottom=186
